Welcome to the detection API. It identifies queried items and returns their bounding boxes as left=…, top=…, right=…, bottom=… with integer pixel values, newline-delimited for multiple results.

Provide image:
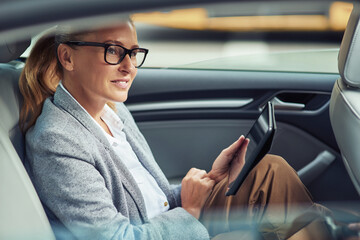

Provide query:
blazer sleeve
left=25, top=123, right=209, bottom=240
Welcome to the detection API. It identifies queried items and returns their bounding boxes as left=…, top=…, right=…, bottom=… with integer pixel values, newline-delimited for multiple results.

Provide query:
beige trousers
left=200, top=154, right=330, bottom=240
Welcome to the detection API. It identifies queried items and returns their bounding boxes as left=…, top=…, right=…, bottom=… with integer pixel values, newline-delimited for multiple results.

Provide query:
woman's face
left=61, top=22, right=139, bottom=110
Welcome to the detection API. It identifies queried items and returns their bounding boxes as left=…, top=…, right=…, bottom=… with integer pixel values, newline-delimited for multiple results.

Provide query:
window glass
left=133, top=1, right=353, bottom=73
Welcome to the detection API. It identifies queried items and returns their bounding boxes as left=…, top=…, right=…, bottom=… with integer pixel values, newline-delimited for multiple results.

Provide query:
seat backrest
left=329, top=3, right=360, bottom=196
left=0, top=63, right=26, bottom=159
left=0, top=40, right=55, bottom=239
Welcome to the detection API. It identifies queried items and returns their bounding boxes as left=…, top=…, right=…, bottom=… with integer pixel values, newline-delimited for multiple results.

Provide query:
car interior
left=0, top=1, right=359, bottom=239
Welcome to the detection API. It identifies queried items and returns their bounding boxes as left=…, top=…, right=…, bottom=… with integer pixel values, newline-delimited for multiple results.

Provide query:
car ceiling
left=0, top=0, right=356, bottom=43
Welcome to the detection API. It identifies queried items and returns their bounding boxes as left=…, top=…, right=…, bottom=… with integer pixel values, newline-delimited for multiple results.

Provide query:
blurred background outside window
left=132, top=1, right=354, bottom=73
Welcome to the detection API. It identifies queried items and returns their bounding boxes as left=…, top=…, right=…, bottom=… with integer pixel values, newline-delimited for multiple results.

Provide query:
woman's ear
left=57, top=44, right=74, bottom=71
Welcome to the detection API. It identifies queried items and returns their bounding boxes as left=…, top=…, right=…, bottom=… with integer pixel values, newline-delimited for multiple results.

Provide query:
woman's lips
left=111, top=79, right=129, bottom=89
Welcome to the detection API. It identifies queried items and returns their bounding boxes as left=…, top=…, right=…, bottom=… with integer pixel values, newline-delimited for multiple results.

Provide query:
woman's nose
left=118, top=54, right=135, bottom=72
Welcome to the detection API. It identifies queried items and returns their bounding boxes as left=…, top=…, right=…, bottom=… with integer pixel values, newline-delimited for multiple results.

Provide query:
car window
left=132, top=1, right=353, bottom=73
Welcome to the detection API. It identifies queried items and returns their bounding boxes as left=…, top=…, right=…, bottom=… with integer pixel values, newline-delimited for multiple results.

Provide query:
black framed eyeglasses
left=64, top=41, right=149, bottom=68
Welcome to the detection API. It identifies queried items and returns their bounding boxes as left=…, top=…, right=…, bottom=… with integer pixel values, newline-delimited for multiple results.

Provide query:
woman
left=19, top=20, right=325, bottom=240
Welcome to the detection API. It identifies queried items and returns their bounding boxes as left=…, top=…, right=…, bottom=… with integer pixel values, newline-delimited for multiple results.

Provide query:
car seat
left=330, top=3, right=360, bottom=196
left=0, top=39, right=55, bottom=239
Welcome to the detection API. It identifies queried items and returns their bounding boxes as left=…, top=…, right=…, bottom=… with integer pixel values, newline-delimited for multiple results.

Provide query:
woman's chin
left=112, top=93, right=128, bottom=103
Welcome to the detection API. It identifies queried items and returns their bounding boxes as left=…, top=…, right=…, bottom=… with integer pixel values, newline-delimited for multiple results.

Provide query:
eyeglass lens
left=105, top=46, right=146, bottom=67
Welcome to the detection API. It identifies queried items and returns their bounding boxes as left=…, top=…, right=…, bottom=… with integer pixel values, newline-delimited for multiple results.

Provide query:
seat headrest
left=338, top=3, right=360, bottom=88
left=0, top=39, right=31, bottom=63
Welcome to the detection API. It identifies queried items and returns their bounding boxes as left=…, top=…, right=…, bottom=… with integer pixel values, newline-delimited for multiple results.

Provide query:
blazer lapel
left=116, top=103, right=178, bottom=208
left=53, top=86, right=148, bottom=221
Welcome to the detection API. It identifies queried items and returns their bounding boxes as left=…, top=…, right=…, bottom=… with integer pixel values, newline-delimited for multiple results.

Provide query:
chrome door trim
left=272, top=97, right=305, bottom=110
left=126, top=98, right=253, bottom=112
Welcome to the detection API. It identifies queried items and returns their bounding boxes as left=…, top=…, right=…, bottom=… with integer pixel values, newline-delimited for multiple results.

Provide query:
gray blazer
left=25, top=85, right=209, bottom=240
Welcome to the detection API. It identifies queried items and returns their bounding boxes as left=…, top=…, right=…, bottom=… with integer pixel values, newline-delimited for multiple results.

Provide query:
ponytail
left=19, top=34, right=61, bottom=132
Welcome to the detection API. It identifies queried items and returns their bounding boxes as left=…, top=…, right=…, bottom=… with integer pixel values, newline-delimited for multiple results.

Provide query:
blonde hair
left=19, top=28, right=117, bottom=132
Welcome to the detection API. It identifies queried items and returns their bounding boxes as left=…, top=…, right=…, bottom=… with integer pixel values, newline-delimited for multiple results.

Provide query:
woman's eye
left=130, top=51, right=138, bottom=57
left=107, top=47, right=118, bottom=55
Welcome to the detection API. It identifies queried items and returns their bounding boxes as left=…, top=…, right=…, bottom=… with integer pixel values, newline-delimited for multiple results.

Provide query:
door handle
left=271, top=97, right=305, bottom=110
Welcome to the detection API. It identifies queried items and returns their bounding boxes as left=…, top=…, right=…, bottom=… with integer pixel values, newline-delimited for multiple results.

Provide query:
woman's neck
left=61, top=81, right=107, bottom=126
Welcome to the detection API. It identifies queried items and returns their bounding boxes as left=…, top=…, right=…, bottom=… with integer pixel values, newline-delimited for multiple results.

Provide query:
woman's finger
left=201, top=177, right=216, bottom=190
left=236, top=138, right=250, bottom=161
left=224, top=135, right=246, bottom=157
left=186, top=168, right=207, bottom=179
left=195, top=169, right=207, bottom=179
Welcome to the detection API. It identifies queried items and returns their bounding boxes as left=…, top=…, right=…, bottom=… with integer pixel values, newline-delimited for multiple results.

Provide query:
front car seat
left=330, top=3, right=360, bottom=196
left=0, top=39, right=55, bottom=240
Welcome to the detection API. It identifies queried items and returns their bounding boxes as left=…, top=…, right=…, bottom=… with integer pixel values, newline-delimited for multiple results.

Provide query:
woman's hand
left=346, top=223, right=360, bottom=240
left=207, top=135, right=250, bottom=185
left=181, top=168, right=215, bottom=219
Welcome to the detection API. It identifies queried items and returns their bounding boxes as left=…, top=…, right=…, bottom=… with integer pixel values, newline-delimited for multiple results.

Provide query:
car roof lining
left=0, top=0, right=349, bottom=42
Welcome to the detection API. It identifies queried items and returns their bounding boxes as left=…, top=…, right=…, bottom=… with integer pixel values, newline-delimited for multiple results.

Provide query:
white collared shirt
left=59, top=82, right=170, bottom=219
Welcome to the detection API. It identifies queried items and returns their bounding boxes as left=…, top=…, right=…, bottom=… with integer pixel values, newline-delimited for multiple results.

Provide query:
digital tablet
left=225, top=101, right=276, bottom=196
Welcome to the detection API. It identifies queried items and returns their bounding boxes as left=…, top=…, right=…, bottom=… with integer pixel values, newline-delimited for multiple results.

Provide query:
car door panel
left=126, top=68, right=358, bottom=202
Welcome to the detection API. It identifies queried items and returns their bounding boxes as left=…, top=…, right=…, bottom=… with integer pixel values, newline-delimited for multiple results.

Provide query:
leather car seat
left=330, top=3, right=360, bottom=196
left=0, top=39, right=55, bottom=239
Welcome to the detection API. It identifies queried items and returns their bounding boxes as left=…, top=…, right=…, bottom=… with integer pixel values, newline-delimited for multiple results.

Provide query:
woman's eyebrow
left=105, top=40, right=139, bottom=48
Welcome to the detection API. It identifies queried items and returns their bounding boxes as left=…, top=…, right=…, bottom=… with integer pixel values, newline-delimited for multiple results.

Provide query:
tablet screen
left=226, top=102, right=275, bottom=196
left=244, top=106, right=270, bottom=162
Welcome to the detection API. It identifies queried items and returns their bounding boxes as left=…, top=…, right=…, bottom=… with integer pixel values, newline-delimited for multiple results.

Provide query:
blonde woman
left=20, top=21, right=324, bottom=240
